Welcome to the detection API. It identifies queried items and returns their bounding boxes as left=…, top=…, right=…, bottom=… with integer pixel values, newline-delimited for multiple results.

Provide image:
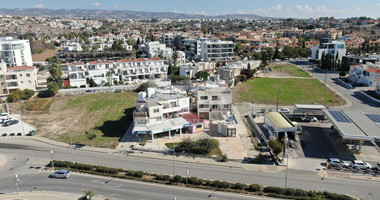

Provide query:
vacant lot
left=232, top=78, right=345, bottom=106
left=22, top=92, right=137, bottom=148
left=272, top=64, right=311, bottom=77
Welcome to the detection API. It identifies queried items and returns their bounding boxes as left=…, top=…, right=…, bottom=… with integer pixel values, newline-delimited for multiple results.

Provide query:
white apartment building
left=162, top=33, right=174, bottom=47
left=0, top=37, right=33, bottom=67
left=117, top=58, right=168, bottom=81
left=197, top=82, right=232, bottom=120
left=200, top=39, right=235, bottom=61
left=312, top=38, right=346, bottom=61
left=67, top=58, right=168, bottom=87
left=132, top=88, right=204, bottom=141
left=144, top=41, right=173, bottom=61
left=179, top=61, right=215, bottom=79
left=0, top=60, right=37, bottom=95
left=348, top=63, right=380, bottom=86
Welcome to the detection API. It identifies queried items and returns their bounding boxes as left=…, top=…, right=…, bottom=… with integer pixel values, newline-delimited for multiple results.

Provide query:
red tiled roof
left=116, top=58, right=163, bottom=63
left=364, top=68, right=380, bottom=73
left=180, top=112, right=204, bottom=125
left=7, top=66, right=35, bottom=71
left=68, top=62, right=85, bottom=65
left=88, top=60, right=114, bottom=64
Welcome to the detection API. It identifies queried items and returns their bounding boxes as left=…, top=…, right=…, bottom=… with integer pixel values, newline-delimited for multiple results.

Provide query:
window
left=200, top=96, right=208, bottom=100
left=212, top=105, right=219, bottom=109
left=27, top=80, right=32, bottom=84
left=137, top=119, right=147, bottom=124
left=26, top=73, right=30, bottom=77
left=223, top=104, right=230, bottom=109
left=211, top=96, right=218, bottom=100
left=170, top=102, right=176, bottom=107
left=180, top=108, right=189, bottom=113
left=19, top=74, right=22, bottom=77
left=199, top=104, right=209, bottom=108
left=153, top=108, right=159, bottom=113
left=20, top=81, right=23, bottom=84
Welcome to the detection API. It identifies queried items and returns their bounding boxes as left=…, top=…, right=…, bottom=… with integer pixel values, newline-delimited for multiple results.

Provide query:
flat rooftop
left=324, top=110, right=380, bottom=141
left=295, top=104, right=327, bottom=110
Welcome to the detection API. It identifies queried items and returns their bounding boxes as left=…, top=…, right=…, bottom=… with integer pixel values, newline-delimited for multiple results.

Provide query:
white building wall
left=0, top=37, right=33, bottom=67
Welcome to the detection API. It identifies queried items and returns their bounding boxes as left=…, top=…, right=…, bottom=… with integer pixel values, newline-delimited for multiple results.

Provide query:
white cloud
left=90, top=2, right=101, bottom=7
left=113, top=5, right=118, bottom=9
left=268, top=4, right=282, bottom=11
left=295, top=5, right=312, bottom=13
left=193, top=11, right=206, bottom=15
left=35, top=4, right=44, bottom=9
left=172, top=9, right=184, bottom=13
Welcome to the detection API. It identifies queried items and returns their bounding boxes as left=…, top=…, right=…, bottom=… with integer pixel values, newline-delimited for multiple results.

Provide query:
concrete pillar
left=358, top=141, right=363, bottom=153
left=151, top=134, right=154, bottom=142
left=180, top=128, right=182, bottom=136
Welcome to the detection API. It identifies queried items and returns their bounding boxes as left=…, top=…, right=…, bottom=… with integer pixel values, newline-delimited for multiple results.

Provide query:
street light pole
left=172, top=130, right=176, bottom=177
left=15, top=174, right=20, bottom=195
left=69, top=120, right=78, bottom=164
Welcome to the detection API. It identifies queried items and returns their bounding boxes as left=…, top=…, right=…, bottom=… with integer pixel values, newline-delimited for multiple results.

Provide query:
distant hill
left=0, top=8, right=269, bottom=20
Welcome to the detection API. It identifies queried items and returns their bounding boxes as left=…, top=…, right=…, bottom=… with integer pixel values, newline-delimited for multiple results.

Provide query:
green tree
left=22, top=89, right=35, bottom=100
left=235, top=41, right=243, bottom=54
left=172, top=51, right=178, bottom=66
left=138, top=81, right=157, bottom=92
left=195, top=71, right=210, bottom=81
left=85, top=131, right=97, bottom=147
left=106, top=69, right=115, bottom=86
left=78, top=189, right=96, bottom=200
left=49, top=62, right=63, bottom=82
left=47, top=82, right=60, bottom=94
left=88, top=78, right=97, bottom=87
left=268, top=140, right=283, bottom=157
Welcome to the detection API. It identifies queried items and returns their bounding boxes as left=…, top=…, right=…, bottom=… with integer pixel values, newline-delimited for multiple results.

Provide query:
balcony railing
left=133, top=111, right=148, bottom=117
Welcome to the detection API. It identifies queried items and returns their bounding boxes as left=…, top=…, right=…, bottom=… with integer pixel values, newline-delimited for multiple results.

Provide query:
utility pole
left=50, top=151, right=54, bottom=168
left=276, top=90, right=280, bottom=111
left=15, top=174, right=20, bottom=194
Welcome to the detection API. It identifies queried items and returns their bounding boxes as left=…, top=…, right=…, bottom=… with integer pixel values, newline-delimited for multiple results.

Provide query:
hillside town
left=0, top=4, right=380, bottom=200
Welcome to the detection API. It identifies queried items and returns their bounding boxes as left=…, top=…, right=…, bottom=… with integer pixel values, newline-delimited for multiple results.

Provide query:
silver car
left=49, top=169, right=71, bottom=179
left=350, top=160, right=371, bottom=170
left=327, top=158, right=350, bottom=168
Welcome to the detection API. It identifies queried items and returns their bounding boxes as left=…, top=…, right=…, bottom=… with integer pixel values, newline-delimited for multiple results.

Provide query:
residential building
left=143, top=41, right=173, bottom=61
left=0, top=36, right=33, bottom=67
left=348, top=63, right=380, bottom=86
left=117, top=58, right=168, bottom=81
left=0, top=59, right=37, bottom=95
left=197, top=82, right=232, bottom=120
left=132, top=88, right=204, bottom=141
left=162, top=33, right=174, bottom=47
left=66, top=58, right=167, bottom=87
left=311, top=38, right=346, bottom=61
left=218, top=113, right=238, bottom=137
left=200, top=39, right=235, bottom=61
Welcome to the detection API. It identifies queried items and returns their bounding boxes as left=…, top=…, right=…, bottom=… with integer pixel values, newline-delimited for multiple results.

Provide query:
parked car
left=0, top=113, right=12, bottom=122
left=301, top=115, right=317, bottom=122
left=376, top=163, right=380, bottom=171
left=327, top=158, right=350, bottom=168
left=26, top=130, right=36, bottom=136
left=3, top=119, right=19, bottom=126
left=278, top=108, right=290, bottom=113
left=49, top=169, right=71, bottom=179
left=350, top=160, right=371, bottom=170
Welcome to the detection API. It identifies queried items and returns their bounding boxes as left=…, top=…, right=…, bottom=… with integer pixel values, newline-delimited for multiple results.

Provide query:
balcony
left=133, top=111, right=148, bottom=118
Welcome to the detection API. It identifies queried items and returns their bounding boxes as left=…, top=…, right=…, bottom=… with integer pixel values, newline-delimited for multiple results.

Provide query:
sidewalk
left=0, top=191, right=104, bottom=200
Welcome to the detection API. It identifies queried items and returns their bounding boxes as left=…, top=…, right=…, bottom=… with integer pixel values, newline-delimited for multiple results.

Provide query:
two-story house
left=197, top=84, right=232, bottom=120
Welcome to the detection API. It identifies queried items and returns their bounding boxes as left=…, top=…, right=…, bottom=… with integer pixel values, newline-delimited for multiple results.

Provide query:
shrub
left=22, top=89, right=35, bottom=100
left=264, top=186, right=286, bottom=195
left=212, top=180, right=222, bottom=188
left=135, top=171, right=144, bottom=178
left=204, top=180, right=213, bottom=186
left=172, top=175, right=183, bottom=183
left=155, top=175, right=163, bottom=181
left=188, top=177, right=203, bottom=185
left=6, top=89, right=23, bottom=102
left=233, top=183, right=247, bottom=190
left=127, top=171, right=135, bottom=177
left=247, top=184, right=262, bottom=192
left=48, top=160, right=72, bottom=168
left=221, top=154, right=228, bottom=162
left=220, top=181, right=231, bottom=189
left=162, top=175, right=171, bottom=181
left=268, top=140, right=283, bottom=157
left=323, top=191, right=355, bottom=200
left=73, top=163, right=92, bottom=171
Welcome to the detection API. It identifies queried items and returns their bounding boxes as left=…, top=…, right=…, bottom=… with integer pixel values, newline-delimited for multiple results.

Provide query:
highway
left=0, top=140, right=379, bottom=199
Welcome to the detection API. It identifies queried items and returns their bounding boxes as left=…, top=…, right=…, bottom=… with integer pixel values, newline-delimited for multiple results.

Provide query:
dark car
left=49, top=169, right=71, bottom=179
left=3, top=119, right=19, bottom=126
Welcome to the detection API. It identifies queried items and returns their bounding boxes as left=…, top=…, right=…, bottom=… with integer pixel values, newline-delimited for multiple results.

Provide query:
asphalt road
left=1, top=171, right=267, bottom=200
left=1, top=140, right=379, bottom=199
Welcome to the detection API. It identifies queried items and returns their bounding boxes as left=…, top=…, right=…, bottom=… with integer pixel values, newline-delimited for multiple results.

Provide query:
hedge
left=46, top=160, right=355, bottom=200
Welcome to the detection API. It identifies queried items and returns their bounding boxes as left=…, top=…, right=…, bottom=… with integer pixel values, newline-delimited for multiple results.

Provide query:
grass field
left=234, top=78, right=344, bottom=106
left=23, top=92, right=137, bottom=148
left=59, top=92, right=137, bottom=148
left=272, top=64, right=311, bottom=77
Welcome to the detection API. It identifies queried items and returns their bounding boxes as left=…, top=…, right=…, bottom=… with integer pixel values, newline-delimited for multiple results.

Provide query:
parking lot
left=0, top=114, right=35, bottom=136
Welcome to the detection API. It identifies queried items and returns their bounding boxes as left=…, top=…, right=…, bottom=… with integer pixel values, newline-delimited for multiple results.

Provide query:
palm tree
left=85, top=131, right=97, bottom=147
left=106, top=69, right=115, bottom=86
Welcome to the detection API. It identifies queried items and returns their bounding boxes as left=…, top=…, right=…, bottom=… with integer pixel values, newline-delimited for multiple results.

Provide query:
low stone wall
left=59, top=85, right=138, bottom=96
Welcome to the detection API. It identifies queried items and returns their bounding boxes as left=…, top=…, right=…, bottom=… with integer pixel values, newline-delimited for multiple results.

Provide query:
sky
left=1, top=0, right=380, bottom=19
